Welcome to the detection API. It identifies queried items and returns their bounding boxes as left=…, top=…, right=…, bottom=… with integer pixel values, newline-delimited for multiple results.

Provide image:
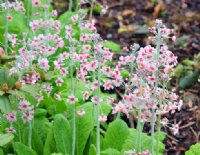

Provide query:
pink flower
left=171, top=36, right=176, bottom=42
left=87, top=61, right=98, bottom=71
left=103, top=80, right=113, bottom=90
left=60, top=68, right=68, bottom=76
left=98, top=115, right=107, bottom=122
left=54, top=60, right=62, bottom=70
left=38, top=58, right=49, bottom=71
left=32, top=0, right=40, bottom=6
left=83, top=91, right=89, bottom=100
left=171, top=124, right=179, bottom=135
left=52, top=10, right=58, bottom=17
left=54, top=93, right=62, bottom=101
left=77, top=109, right=86, bottom=116
left=4, top=112, right=16, bottom=122
left=18, top=100, right=30, bottom=111
left=71, top=15, right=78, bottom=22
left=67, top=95, right=78, bottom=104
left=55, top=78, right=64, bottom=86
left=91, top=96, right=102, bottom=104
left=6, top=126, right=16, bottom=133
left=7, top=15, right=13, bottom=21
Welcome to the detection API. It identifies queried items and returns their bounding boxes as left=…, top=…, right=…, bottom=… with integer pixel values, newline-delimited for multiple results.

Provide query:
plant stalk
left=151, top=27, right=161, bottom=154
left=70, top=48, right=76, bottom=155
left=28, top=121, right=32, bottom=149
left=4, top=0, right=9, bottom=55
left=89, top=0, right=94, bottom=21
left=96, top=56, right=101, bottom=155
left=69, top=0, right=73, bottom=11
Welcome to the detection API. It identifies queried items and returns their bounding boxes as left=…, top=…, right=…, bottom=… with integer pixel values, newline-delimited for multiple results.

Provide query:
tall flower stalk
left=4, top=0, right=9, bottom=55
left=150, top=23, right=162, bottom=154
left=70, top=45, right=76, bottom=155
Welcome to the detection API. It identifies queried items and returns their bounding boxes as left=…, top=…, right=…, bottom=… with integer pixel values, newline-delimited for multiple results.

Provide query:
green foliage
left=0, top=95, right=11, bottom=113
left=103, top=41, right=121, bottom=53
left=101, top=148, right=121, bottom=155
left=122, top=129, right=165, bottom=155
left=14, top=142, right=37, bottom=155
left=43, top=125, right=57, bottom=155
left=89, top=144, right=97, bottom=155
left=0, top=133, right=14, bottom=147
left=76, top=103, right=94, bottom=155
left=53, top=114, right=72, bottom=155
left=185, top=143, right=200, bottom=155
left=103, top=119, right=130, bottom=151
left=179, top=69, right=200, bottom=89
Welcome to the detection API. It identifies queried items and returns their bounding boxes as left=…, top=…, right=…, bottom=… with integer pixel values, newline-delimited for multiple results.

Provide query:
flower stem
left=89, top=0, right=94, bottom=21
left=69, top=0, right=73, bottom=12
left=96, top=59, right=101, bottom=155
left=4, top=0, right=9, bottom=55
left=28, top=121, right=32, bottom=149
left=156, top=114, right=161, bottom=155
left=151, top=27, right=161, bottom=154
left=136, top=107, right=142, bottom=152
left=70, top=48, right=76, bottom=155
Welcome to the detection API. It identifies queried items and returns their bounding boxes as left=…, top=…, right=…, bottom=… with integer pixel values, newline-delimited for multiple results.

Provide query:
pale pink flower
left=6, top=126, right=16, bottom=133
left=171, top=124, right=179, bottom=135
left=32, top=0, right=40, bottom=6
left=67, top=95, right=78, bottom=104
left=103, top=80, right=113, bottom=90
left=55, top=78, right=64, bottom=86
left=38, top=58, right=49, bottom=71
left=98, top=115, right=107, bottom=122
left=77, top=109, right=86, bottom=116
left=91, top=96, right=102, bottom=104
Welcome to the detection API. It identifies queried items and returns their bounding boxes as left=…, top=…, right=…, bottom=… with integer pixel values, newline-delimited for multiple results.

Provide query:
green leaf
left=44, top=125, right=57, bottom=155
left=104, top=119, right=129, bottom=151
left=14, top=142, right=37, bottom=155
left=154, top=131, right=167, bottom=142
left=0, top=133, right=14, bottom=147
left=21, top=85, right=40, bottom=97
left=101, top=148, right=121, bottom=155
left=7, top=90, right=26, bottom=98
left=0, top=148, right=4, bottom=155
left=51, top=153, right=64, bottom=155
left=120, top=69, right=129, bottom=78
left=122, top=129, right=165, bottom=154
left=185, top=143, right=200, bottom=155
left=76, top=103, right=94, bottom=155
left=103, top=41, right=121, bottom=53
left=0, top=68, right=8, bottom=86
left=179, top=70, right=200, bottom=89
left=54, top=114, right=72, bottom=155
left=0, top=95, right=11, bottom=113
left=89, top=144, right=97, bottom=155
left=174, top=64, right=184, bottom=78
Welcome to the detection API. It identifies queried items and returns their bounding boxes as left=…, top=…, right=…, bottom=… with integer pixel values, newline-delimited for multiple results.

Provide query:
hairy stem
left=151, top=27, right=161, bottom=154
left=28, top=121, right=32, bottom=149
left=96, top=58, right=101, bottom=155
left=70, top=48, right=76, bottom=155
left=69, top=0, right=73, bottom=11
left=89, top=0, right=94, bottom=21
left=4, top=0, right=9, bottom=55
left=136, top=107, right=142, bottom=152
